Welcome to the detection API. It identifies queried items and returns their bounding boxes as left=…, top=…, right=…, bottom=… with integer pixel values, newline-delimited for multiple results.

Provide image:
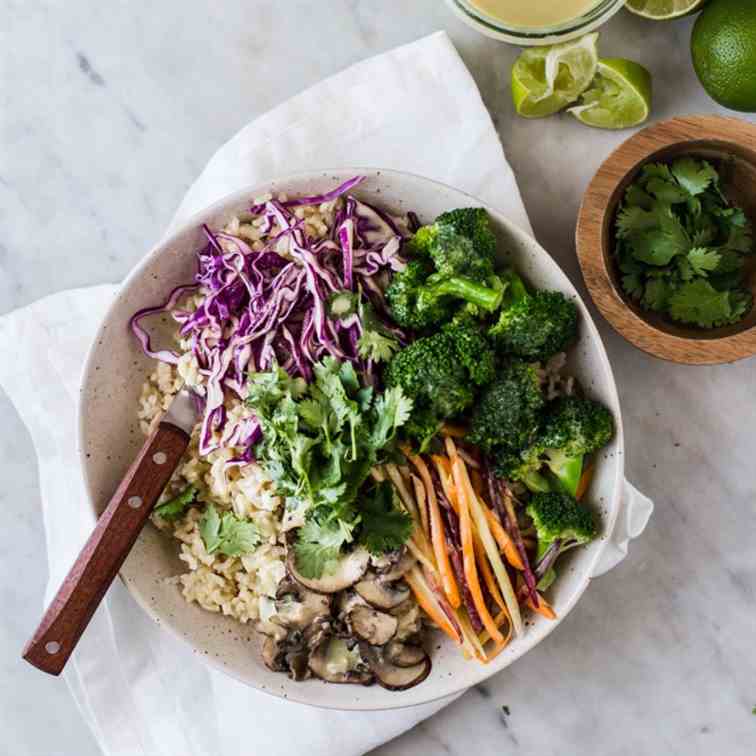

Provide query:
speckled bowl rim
left=78, top=168, right=625, bottom=710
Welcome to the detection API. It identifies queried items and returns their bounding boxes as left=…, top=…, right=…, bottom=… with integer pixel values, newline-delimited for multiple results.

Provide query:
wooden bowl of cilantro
left=577, top=115, right=756, bottom=364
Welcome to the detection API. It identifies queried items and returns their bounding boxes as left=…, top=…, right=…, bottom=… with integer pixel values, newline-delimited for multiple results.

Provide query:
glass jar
left=446, top=0, right=626, bottom=46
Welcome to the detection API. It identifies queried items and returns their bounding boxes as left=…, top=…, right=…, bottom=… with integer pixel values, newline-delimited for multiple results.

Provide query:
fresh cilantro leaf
left=199, top=503, right=222, bottom=553
left=677, top=257, right=695, bottom=282
left=668, top=280, right=734, bottom=327
left=154, top=485, right=198, bottom=520
left=714, top=249, right=745, bottom=274
left=624, top=184, right=654, bottom=210
left=358, top=329, right=400, bottom=363
left=217, top=513, right=261, bottom=556
left=358, top=482, right=413, bottom=556
left=294, top=517, right=354, bottom=578
left=199, top=503, right=260, bottom=556
left=671, top=158, right=718, bottom=197
left=621, top=272, right=644, bottom=299
left=616, top=206, right=658, bottom=239
left=687, top=247, right=721, bottom=277
left=641, top=163, right=675, bottom=184
left=729, top=290, right=753, bottom=323
left=626, top=212, right=690, bottom=266
left=641, top=279, right=674, bottom=312
left=645, top=177, right=689, bottom=204
left=371, top=386, right=414, bottom=451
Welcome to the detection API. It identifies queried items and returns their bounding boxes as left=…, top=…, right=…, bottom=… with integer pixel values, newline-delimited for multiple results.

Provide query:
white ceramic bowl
left=79, top=169, right=624, bottom=710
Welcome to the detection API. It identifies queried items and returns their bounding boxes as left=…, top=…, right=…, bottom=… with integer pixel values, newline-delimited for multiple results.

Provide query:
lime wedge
left=511, top=33, right=599, bottom=118
left=568, top=58, right=652, bottom=129
left=625, top=0, right=707, bottom=20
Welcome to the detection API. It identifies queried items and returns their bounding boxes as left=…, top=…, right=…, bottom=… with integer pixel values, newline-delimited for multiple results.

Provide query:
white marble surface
left=1, top=2, right=755, bottom=755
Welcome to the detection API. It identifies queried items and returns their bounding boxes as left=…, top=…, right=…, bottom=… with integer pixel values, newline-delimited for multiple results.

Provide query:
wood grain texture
left=22, top=421, right=190, bottom=675
left=576, top=115, right=756, bottom=365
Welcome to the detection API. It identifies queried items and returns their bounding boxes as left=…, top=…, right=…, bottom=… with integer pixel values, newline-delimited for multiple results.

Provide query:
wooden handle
left=23, top=421, right=190, bottom=675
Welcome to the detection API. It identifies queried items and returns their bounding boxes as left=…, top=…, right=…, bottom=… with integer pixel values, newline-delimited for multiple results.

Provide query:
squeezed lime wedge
left=625, top=0, right=707, bottom=20
left=568, top=58, right=652, bottom=129
left=511, top=33, right=599, bottom=119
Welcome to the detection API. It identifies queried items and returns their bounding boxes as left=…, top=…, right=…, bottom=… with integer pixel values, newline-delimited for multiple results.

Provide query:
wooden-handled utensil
left=23, top=388, right=199, bottom=675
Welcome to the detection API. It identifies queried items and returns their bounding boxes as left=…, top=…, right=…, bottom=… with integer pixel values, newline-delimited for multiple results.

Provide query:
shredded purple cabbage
left=131, top=177, right=409, bottom=463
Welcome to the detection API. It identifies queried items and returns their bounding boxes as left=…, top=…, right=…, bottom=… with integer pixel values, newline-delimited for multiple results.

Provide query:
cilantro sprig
left=246, top=358, right=413, bottom=578
left=614, top=157, right=753, bottom=329
left=199, top=503, right=261, bottom=557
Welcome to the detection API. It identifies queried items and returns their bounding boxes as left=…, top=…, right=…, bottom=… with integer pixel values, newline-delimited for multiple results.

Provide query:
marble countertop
left=2, top=2, right=755, bottom=755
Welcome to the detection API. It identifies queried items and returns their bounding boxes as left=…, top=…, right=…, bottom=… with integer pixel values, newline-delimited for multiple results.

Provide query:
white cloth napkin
left=0, top=31, right=652, bottom=756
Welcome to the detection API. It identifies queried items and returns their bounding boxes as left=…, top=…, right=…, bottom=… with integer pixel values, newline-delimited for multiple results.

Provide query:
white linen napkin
left=0, top=31, right=652, bottom=756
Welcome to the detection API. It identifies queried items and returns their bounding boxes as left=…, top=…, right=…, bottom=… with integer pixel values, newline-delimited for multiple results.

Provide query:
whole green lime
left=691, top=0, right=756, bottom=112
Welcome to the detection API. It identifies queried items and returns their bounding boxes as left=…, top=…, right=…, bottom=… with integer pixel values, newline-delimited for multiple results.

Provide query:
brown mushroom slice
left=262, top=636, right=288, bottom=673
left=288, top=547, right=370, bottom=594
left=378, top=551, right=416, bottom=582
left=384, top=641, right=427, bottom=668
left=358, top=642, right=431, bottom=691
left=354, top=577, right=410, bottom=610
left=274, top=583, right=331, bottom=629
left=349, top=605, right=398, bottom=646
left=308, top=638, right=374, bottom=685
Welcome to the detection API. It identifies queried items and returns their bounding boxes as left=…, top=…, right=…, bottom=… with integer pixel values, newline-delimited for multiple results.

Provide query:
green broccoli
left=384, top=324, right=496, bottom=451
left=488, top=271, right=578, bottom=362
left=526, top=490, right=597, bottom=590
left=493, top=447, right=551, bottom=493
left=468, top=361, right=544, bottom=453
left=436, top=207, right=497, bottom=263
left=535, top=396, right=614, bottom=497
left=442, top=317, right=495, bottom=386
left=388, top=214, right=504, bottom=330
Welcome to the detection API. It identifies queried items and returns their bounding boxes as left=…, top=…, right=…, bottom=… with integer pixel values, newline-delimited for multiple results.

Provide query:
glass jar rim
left=447, top=0, right=626, bottom=44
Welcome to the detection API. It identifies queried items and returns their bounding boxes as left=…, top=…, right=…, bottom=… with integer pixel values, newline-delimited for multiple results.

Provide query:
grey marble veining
left=2, top=2, right=755, bottom=755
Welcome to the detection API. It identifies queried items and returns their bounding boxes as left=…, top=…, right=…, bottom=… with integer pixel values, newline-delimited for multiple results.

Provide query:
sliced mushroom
left=376, top=551, right=416, bottom=582
left=384, top=641, right=427, bottom=668
left=262, top=636, right=288, bottom=673
left=308, top=638, right=374, bottom=685
left=355, top=577, right=410, bottom=610
left=359, top=642, right=431, bottom=691
left=261, top=635, right=310, bottom=681
left=274, top=579, right=331, bottom=629
left=287, top=546, right=370, bottom=594
left=348, top=605, right=398, bottom=646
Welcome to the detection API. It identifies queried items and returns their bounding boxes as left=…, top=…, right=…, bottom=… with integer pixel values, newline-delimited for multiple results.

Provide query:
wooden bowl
left=576, top=115, right=756, bottom=365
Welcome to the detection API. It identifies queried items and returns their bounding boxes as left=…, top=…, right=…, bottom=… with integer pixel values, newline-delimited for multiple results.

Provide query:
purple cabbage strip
left=484, top=462, right=540, bottom=608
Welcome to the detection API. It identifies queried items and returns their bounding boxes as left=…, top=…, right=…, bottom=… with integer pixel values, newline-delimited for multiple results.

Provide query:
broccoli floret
left=468, top=361, right=544, bottom=453
left=534, top=397, right=614, bottom=497
left=488, top=271, right=579, bottom=362
left=388, top=218, right=504, bottom=330
left=385, top=259, right=444, bottom=329
left=526, top=490, right=597, bottom=589
left=442, top=317, right=495, bottom=386
left=436, top=208, right=497, bottom=263
left=384, top=332, right=475, bottom=451
left=493, top=447, right=551, bottom=493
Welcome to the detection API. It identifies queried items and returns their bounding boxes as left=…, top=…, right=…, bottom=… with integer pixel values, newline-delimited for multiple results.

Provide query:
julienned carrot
left=405, top=566, right=462, bottom=644
left=575, top=463, right=594, bottom=501
left=527, top=592, right=557, bottom=620
left=484, top=508, right=524, bottom=570
left=406, top=454, right=461, bottom=610
left=431, top=455, right=459, bottom=513
left=410, top=473, right=430, bottom=539
left=441, top=424, right=467, bottom=437
left=456, top=608, right=487, bottom=662
left=478, top=610, right=512, bottom=645
left=423, top=566, right=464, bottom=640
left=474, top=538, right=508, bottom=615
left=448, top=437, right=524, bottom=638
left=446, top=440, right=504, bottom=645
left=385, top=464, right=435, bottom=563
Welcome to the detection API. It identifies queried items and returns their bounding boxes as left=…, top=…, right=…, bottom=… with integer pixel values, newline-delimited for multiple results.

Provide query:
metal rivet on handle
left=45, top=641, right=61, bottom=655
left=152, top=452, right=167, bottom=465
left=127, top=496, right=143, bottom=509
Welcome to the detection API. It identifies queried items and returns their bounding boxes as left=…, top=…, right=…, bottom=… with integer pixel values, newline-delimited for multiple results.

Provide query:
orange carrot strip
left=474, top=538, right=508, bottom=615
left=431, top=455, right=460, bottom=514
left=405, top=566, right=461, bottom=644
left=576, top=463, right=595, bottom=501
left=527, top=592, right=557, bottom=620
left=441, top=424, right=467, bottom=438
left=478, top=610, right=511, bottom=645
left=406, top=454, right=461, bottom=609
left=457, top=608, right=487, bottom=662
left=484, top=508, right=525, bottom=570
left=448, top=437, right=524, bottom=638
left=447, top=441, right=504, bottom=645
left=411, top=473, right=430, bottom=539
